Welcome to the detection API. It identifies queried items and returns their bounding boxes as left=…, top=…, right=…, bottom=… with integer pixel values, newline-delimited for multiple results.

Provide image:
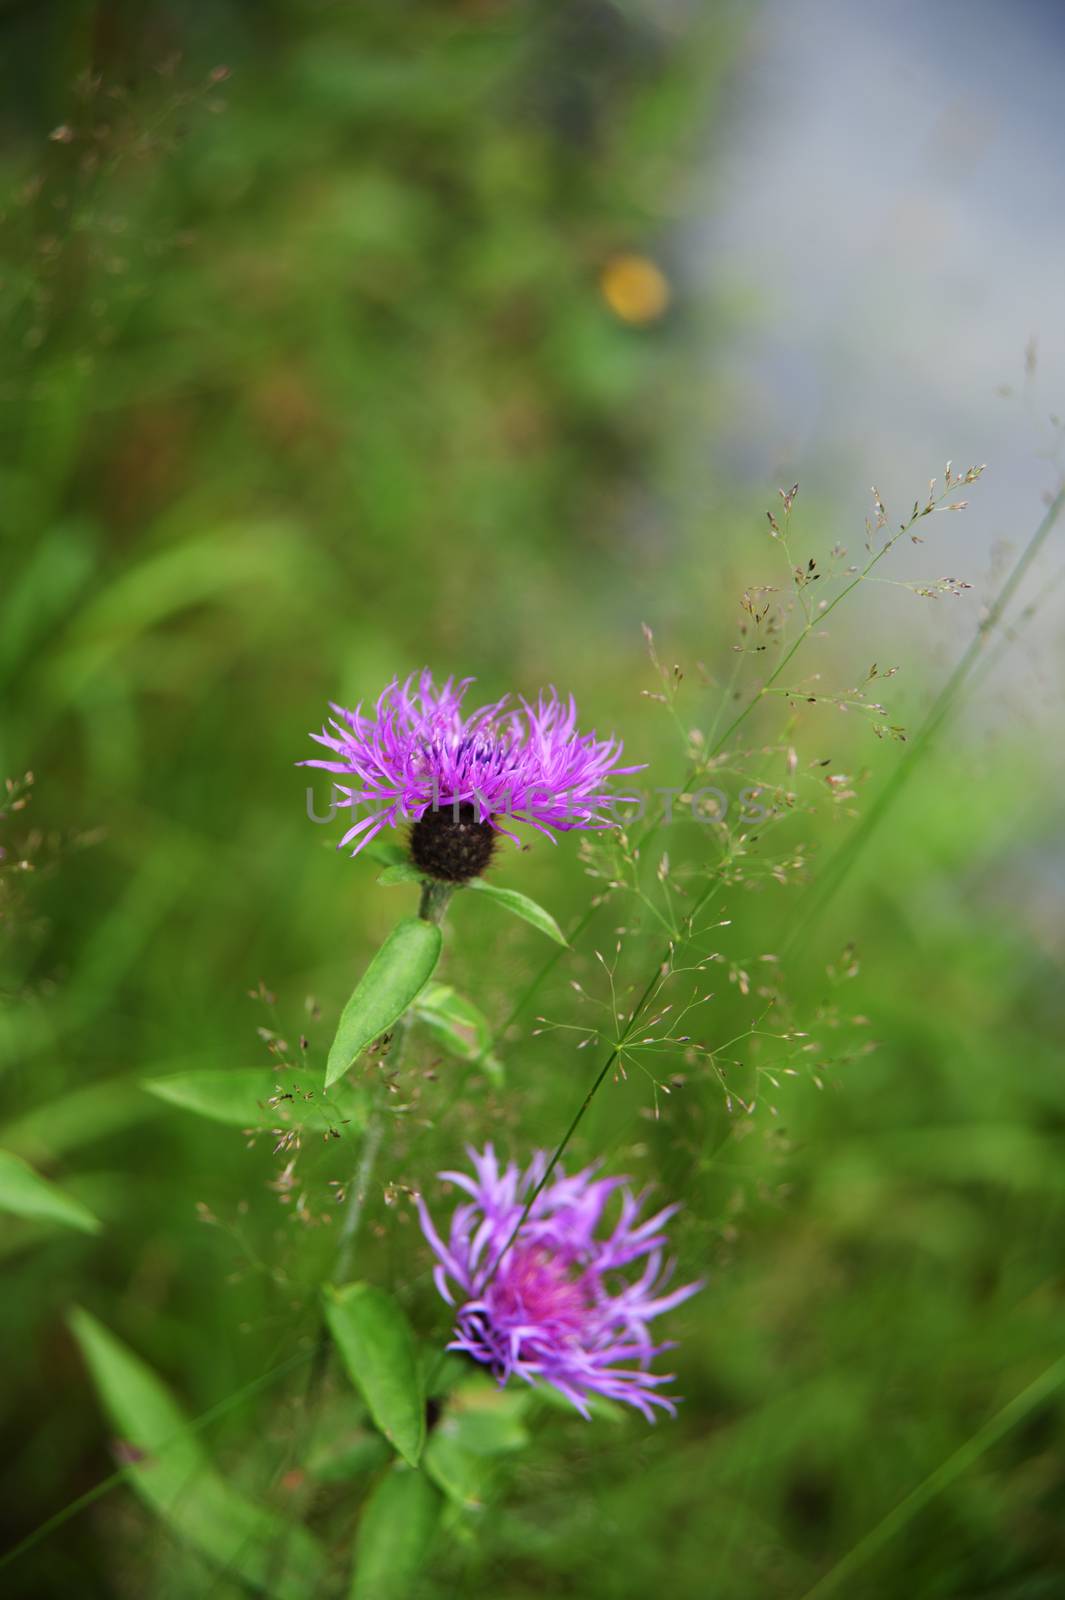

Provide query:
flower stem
left=331, top=1101, right=387, bottom=1286
left=304, top=876, right=453, bottom=1430
left=331, top=877, right=452, bottom=1286
left=418, top=877, right=454, bottom=926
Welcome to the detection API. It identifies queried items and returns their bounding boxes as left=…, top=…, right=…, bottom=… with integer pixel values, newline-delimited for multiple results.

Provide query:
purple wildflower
left=417, top=1144, right=703, bottom=1420
left=302, top=671, right=639, bottom=880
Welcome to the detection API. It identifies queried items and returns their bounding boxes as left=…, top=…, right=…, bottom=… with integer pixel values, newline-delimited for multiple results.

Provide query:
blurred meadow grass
left=2, top=4, right=1064, bottom=1598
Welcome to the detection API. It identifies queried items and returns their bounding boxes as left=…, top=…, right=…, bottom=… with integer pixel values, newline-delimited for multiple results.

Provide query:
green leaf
left=0, top=1078, right=157, bottom=1163
left=324, top=1283, right=426, bottom=1466
left=68, top=1308, right=324, bottom=1599
left=0, top=1174, right=117, bottom=1264
left=0, top=1149, right=101, bottom=1235
left=302, top=1392, right=393, bottom=1482
left=376, top=863, right=424, bottom=887
left=143, top=1067, right=366, bottom=1133
left=45, top=525, right=308, bottom=696
left=307, top=1427, right=392, bottom=1484
left=364, top=840, right=407, bottom=868
left=465, top=880, right=567, bottom=946
left=325, top=917, right=442, bottom=1089
left=423, top=1431, right=489, bottom=1511
left=412, top=983, right=503, bottom=1084
left=441, top=1377, right=531, bottom=1456
left=422, top=1377, right=530, bottom=1510
left=350, top=1467, right=440, bottom=1600
left=419, top=1347, right=470, bottom=1402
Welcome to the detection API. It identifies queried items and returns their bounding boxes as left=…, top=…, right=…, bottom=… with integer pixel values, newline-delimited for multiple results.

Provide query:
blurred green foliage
left=2, top=4, right=1063, bottom=1599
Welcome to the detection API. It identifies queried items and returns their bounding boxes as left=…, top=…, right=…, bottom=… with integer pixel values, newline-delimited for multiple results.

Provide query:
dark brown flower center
left=409, top=802, right=497, bottom=884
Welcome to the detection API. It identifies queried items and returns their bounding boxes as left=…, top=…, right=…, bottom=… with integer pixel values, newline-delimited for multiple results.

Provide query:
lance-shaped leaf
left=0, top=1148, right=100, bottom=1235
left=326, top=917, right=442, bottom=1088
left=304, top=1394, right=392, bottom=1483
left=143, top=1067, right=366, bottom=1133
left=350, top=1467, right=440, bottom=1600
left=422, top=1432, right=490, bottom=1512
left=69, top=1308, right=324, bottom=1599
left=1, top=1078, right=156, bottom=1164
left=324, top=1283, right=425, bottom=1466
left=423, top=1377, right=530, bottom=1511
left=466, top=880, right=567, bottom=946
left=376, top=863, right=424, bottom=887
left=412, top=983, right=503, bottom=1084
left=439, top=1375, right=531, bottom=1456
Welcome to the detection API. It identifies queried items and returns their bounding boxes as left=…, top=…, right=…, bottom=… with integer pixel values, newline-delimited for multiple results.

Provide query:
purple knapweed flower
left=302, top=671, right=640, bottom=882
left=417, top=1143, right=703, bottom=1420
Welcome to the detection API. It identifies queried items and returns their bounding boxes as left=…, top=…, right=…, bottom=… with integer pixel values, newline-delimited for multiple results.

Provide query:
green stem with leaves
left=305, top=877, right=453, bottom=1442
left=332, top=878, right=452, bottom=1286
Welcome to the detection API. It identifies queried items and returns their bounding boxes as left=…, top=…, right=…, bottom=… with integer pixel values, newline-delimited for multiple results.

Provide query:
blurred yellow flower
left=599, top=254, right=671, bottom=324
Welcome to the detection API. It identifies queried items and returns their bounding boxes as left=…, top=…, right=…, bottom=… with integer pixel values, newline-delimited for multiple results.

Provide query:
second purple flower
left=418, top=1144, right=703, bottom=1420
